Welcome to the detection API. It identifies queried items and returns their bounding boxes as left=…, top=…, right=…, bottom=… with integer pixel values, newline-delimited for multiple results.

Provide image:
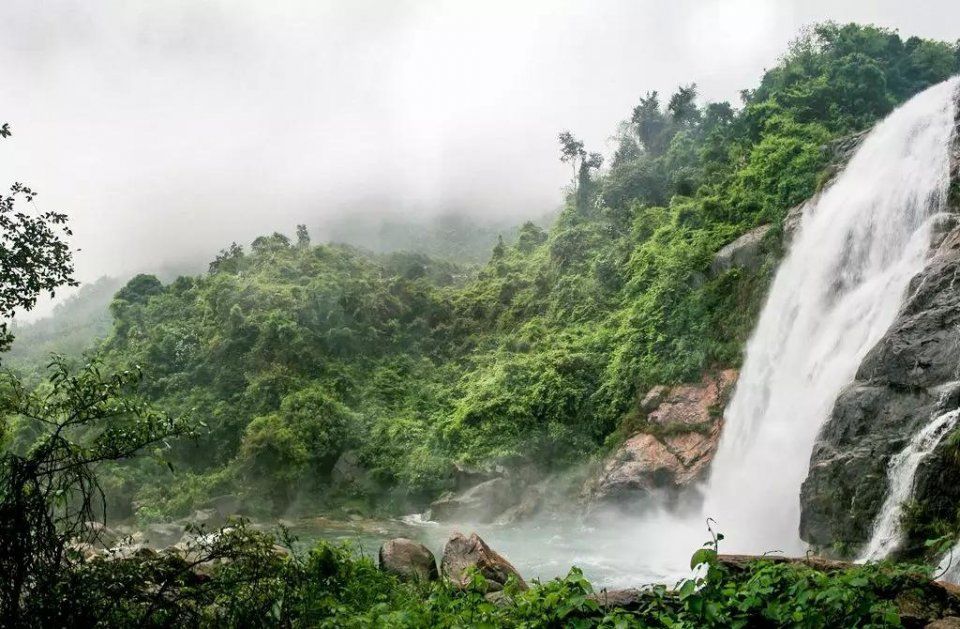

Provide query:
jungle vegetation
left=1, top=22, right=960, bottom=627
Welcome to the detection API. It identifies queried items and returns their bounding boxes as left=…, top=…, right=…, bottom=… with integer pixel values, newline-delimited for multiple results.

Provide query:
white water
left=860, top=409, right=960, bottom=561
left=698, top=77, right=959, bottom=555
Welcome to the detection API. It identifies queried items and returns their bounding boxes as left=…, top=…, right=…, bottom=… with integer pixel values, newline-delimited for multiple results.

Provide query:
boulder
left=66, top=540, right=102, bottom=562
left=142, top=521, right=186, bottom=548
left=429, top=477, right=516, bottom=523
left=586, top=370, right=737, bottom=507
left=207, top=494, right=242, bottom=519
left=440, top=532, right=527, bottom=591
left=190, top=508, right=226, bottom=529
left=331, top=450, right=377, bottom=494
left=83, top=520, right=120, bottom=548
left=452, top=461, right=504, bottom=491
left=928, top=618, right=960, bottom=628
left=710, top=225, right=772, bottom=276
left=588, top=588, right=647, bottom=612
left=378, top=538, right=439, bottom=582
left=494, top=485, right=543, bottom=525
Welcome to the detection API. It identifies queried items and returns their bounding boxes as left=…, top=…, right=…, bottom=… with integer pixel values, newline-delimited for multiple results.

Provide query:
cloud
left=0, top=0, right=957, bottom=292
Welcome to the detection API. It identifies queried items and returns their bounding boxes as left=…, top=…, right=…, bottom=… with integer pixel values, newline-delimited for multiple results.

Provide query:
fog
left=1, top=0, right=958, bottom=299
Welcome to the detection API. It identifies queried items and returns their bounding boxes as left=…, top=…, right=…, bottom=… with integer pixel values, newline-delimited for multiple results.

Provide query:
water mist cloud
left=0, top=0, right=958, bottom=293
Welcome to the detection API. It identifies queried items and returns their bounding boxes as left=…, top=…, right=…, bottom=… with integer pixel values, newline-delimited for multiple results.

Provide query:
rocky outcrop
left=584, top=370, right=737, bottom=508
left=801, top=224, right=960, bottom=553
left=783, top=201, right=808, bottom=245
left=427, top=461, right=550, bottom=524
left=800, top=98, right=960, bottom=556
left=441, top=532, right=527, bottom=591
left=429, top=477, right=516, bottom=523
left=378, top=538, right=439, bottom=582
left=710, top=225, right=773, bottom=276
left=331, top=450, right=377, bottom=494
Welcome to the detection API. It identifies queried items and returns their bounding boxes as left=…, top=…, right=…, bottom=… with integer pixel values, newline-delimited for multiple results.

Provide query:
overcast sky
left=1, top=0, right=959, bottom=295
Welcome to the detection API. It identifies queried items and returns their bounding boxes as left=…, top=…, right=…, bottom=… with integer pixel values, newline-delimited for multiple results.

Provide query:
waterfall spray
left=699, top=77, right=959, bottom=554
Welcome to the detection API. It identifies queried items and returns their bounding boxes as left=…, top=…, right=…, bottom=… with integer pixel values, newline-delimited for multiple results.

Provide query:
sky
left=1, top=0, right=959, bottom=300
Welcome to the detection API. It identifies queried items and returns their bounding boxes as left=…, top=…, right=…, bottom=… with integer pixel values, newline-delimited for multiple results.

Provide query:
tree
left=0, top=120, right=187, bottom=623
left=668, top=84, right=701, bottom=126
left=209, top=242, right=244, bottom=274
left=0, top=124, right=77, bottom=355
left=296, top=224, right=311, bottom=249
left=558, top=131, right=586, bottom=184
left=631, top=91, right=667, bottom=155
left=0, top=359, right=189, bottom=623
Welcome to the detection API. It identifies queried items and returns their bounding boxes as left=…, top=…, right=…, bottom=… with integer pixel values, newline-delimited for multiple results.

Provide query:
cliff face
left=584, top=370, right=738, bottom=510
left=799, top=100, right=960, bottom=555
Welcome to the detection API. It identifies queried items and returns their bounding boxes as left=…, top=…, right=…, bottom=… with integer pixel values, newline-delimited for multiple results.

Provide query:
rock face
left=331, top=450, right=377, bottom=494
left=800, top=224, right=960, bottom=553
left=427, top=462, right=548, bottom=524
left=783, top=201, right=808, bottom=245
left=441, top=532, right=527, bottom=591
left=800, top=101, right=960, bottom=556
left=710, top=225, right=772, bottom=276
left=378, top=538, right=439, bottom=582
left=585, top=370, right=738, bottom=508
left=429, top=477, right=516, bottom=523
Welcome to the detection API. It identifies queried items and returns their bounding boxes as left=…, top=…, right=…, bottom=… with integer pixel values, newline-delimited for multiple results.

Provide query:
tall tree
left=558, top=130, right=586, bottom=184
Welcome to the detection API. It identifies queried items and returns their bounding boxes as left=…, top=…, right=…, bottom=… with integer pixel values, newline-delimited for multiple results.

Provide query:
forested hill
left=79, top=24, right=960, bottom=519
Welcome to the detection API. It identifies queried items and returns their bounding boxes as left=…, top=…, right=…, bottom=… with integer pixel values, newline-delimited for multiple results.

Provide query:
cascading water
left=860, top=408, right=960, bottom=561
left=699, top=77, right=959, bottom=555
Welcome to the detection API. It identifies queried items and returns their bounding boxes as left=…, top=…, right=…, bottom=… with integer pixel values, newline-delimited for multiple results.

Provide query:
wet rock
left=589, top=588, right=647, bottom=612
left=429, top=477, right=516, bottom=523
left=586, top=370, right=737, bottom=507
left=783, top=201, right=808, bottom=245
left=378, top=538, right=439, bottom=582
left=441, top=532, right=527, bottom=591
left=717, top=554, right=852, bottom=574
left=142, top=521, right=186, bottom=548
left=207, top=494, right=242, bottom=519
left=191, top=508, right=226, bottom=529
left=331, top=450, right=377, bottom=494
left=928, top=617, right=960, bottom=628
left=801, top=222, right=960, bottom=553
left=710, top=225, right=773, bottom=276
left=67, top=541, right=102, bottom=562
left=494, top=485, right=543, bottom=525
left=83, top=521, right=120, bottom=548
left=453, top=461, right=504, bottom=491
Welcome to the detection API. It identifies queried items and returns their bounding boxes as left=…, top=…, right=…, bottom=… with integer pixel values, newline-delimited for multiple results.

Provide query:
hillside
left=52, top=24, right=957, bottom=526
left=6, top=19, right=960, bottom=628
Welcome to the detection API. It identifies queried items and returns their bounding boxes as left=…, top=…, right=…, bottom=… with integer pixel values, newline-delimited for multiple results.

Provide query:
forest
left=3, top=23, right=960, bottom=627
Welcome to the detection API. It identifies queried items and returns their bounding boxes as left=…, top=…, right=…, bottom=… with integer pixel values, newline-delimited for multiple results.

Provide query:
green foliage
left=22, top=23, right=959, bottom=520
left=23, top=526, right=943, bottom=628
left=0, top=358, right=188, bottom=624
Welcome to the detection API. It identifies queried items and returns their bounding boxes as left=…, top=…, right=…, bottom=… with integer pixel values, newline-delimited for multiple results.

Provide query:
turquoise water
left=288, top=512, right=697, bottom=590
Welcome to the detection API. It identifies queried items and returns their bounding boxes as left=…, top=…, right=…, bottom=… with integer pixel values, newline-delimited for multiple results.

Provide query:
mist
left=2, top=0, right=959, bottom=296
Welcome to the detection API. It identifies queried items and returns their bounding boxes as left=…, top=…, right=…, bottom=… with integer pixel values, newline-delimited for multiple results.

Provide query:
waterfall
left=860, top=409, right=960, bottom=561
left=937, top=540, right=960, bottom=584
left=698, top=77, right=959, bottom=555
